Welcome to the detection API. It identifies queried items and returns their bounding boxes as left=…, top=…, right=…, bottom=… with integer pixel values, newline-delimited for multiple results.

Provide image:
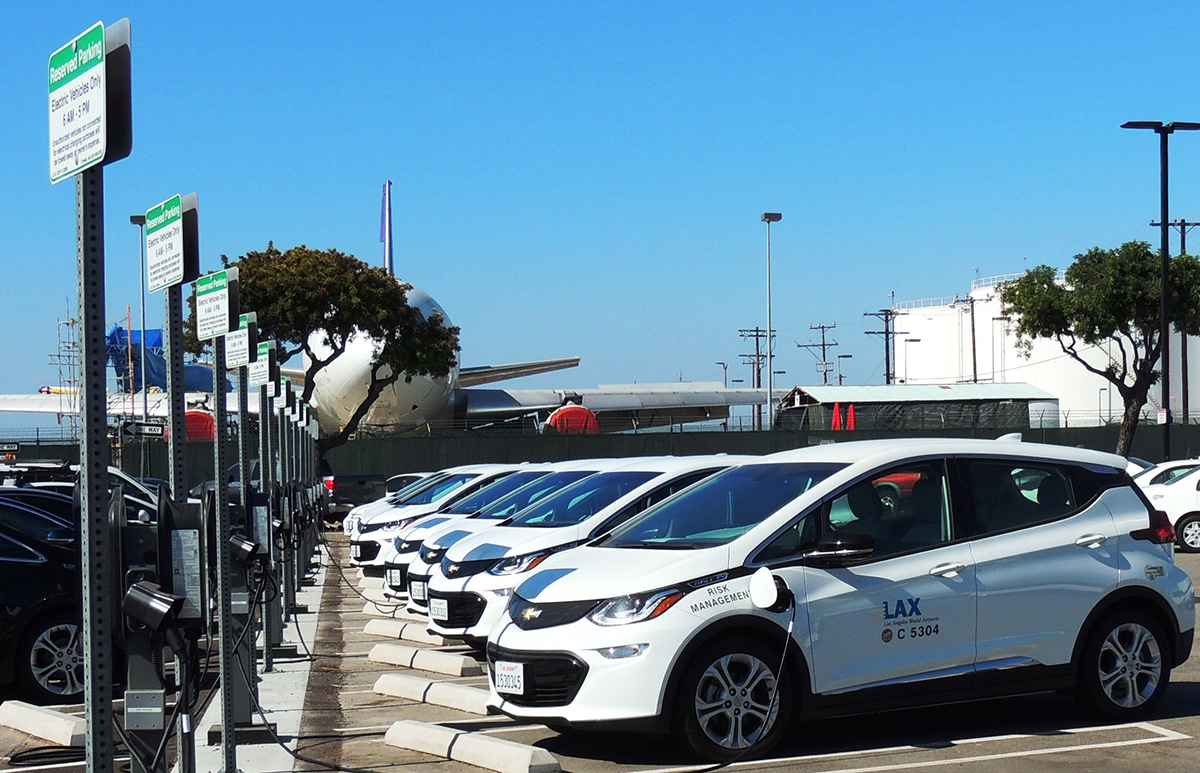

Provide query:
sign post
left=50, top=19, right=131, bottom=773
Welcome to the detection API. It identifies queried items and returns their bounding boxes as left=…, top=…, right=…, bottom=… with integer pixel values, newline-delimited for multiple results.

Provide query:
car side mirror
left=803, top=531, right=875, bottom=567
left=749, top=567, right=794, bottom=614
left=46, top=528, right=75, bottom=545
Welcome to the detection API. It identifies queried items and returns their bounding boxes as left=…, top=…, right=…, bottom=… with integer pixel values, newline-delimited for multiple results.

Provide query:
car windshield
left=387, top=473, right=447, bottom=503
left=597, top=462, right=845, bottom=549
left=441, top=470, right=549, bottom=514
left=474, top=470, right=599, bottom=520
left=397, top=473, right=480, bottom=506
left=506, top=471, right=660, bottom=528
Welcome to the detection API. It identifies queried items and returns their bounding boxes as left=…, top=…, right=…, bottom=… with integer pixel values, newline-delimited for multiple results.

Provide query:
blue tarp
left=107, top=325, right=231, bottom=393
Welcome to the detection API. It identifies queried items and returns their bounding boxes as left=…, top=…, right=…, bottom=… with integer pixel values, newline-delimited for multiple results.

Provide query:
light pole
left=838, top=354, right=853, bottom=385
left=903, top=338, right=921, bottom=383
left=1122, top=120, right=1200, bottom=459
left=1098, top=387, right=1108, bottom=426
left=762, top=212, right=781, bottom=429
left=716, top=361, right=728, bottom=389
left=130, top=215, right=147, bottom=433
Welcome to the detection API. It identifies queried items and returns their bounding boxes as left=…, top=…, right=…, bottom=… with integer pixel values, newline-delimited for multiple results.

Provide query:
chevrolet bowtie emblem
left=520, top=607, right=542, bottom=621
left=447, top=564, right=459, bottom=574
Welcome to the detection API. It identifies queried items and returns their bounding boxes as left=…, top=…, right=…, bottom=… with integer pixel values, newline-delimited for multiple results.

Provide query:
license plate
left=410, top=581, right=427, bottom=601
left=429, top=597, right=448, bottom=621
left=350, top=544, right=362, bottom=560
left=494, top=661, right=524, bottom=695
left=386, top=569, right=403, bottom=587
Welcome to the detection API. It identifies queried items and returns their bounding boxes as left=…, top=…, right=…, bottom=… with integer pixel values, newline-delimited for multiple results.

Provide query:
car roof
left=751, top=437, right=1128, bottom=471
left=598, top=454, right=757, bottom=474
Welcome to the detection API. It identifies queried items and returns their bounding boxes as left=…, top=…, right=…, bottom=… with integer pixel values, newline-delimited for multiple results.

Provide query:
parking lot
left=3, top=537, right=1199, bottom=773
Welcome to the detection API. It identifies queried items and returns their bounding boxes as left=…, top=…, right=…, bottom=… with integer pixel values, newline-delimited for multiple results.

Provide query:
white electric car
left=343, top=472, right=439, bottom=536
left=399, top=459, right=632, bottom=611
left=1141, top=465, right=1200, bottom=551
left=428, top=455, right=753, bottom=646
left=349, top=464, right=517, bottom=569
left=486, top=438, right=1195, bottom=762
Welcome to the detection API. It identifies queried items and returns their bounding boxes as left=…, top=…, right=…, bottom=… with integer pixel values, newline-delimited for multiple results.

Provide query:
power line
left=863, top=308, right=905, bottom=385
left=797, top=323, right=838, bottom=385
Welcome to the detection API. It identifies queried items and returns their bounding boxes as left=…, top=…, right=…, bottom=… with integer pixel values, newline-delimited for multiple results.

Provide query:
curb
left=0, top=700, right=86, bottom=747
left=363, top=618, right=446, bottom=646
left=384, top=719, right=559, bottom=773
left=368, top=643, right=483, bottom=676
left=374, top=673, right=491, bottom=714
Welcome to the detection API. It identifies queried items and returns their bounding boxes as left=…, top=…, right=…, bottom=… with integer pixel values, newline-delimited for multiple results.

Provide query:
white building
left=894, top=273, right=1199, bottom=427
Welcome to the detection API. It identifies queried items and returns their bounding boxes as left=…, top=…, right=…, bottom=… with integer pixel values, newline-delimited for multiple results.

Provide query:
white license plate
left=429, top=597, right=448, bottom=621
left=494, top=661, right=524, bottom=695
left=350, top=544, right=362, bottom=560
left=411, top=581, right=427, bottom=601
left=385, top=569, right=403, bottom=587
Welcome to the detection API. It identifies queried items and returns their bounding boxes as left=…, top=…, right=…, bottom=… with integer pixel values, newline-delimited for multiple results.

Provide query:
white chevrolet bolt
left=391, top=459, right=629, bottom=609
left=486, top=438, right=1195, bottom=762
left=428, top=455, right=754, bottom=646
left=343, top=472, right=439, bottom=536
left=348, top=464, right=516, bottom=569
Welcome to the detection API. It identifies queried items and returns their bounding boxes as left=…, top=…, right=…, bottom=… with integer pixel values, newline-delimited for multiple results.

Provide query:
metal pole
left=78, top=165, right=116, bottom=773
left=165, top=285, right=185, bottom=502
left=212, top=340, right=237, bottom=773
left=1160, top=129, right=1172, bottom=459
left=766, top=222, right=773, bottom=430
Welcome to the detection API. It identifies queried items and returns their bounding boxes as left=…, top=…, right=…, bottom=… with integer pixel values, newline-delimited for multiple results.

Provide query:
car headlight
left=395, top=538, right=422, bottom=553
left=586, top=589, right=685, bottom=627
left=420, top=546, right=447, bottom=565
left=487, top=551, right=551, bottom=576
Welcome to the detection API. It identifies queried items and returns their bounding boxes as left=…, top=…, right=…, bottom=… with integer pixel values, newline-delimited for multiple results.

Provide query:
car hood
left=513, top=544, right=731, bottom=604
left=444, top=524, right=587, bottom=563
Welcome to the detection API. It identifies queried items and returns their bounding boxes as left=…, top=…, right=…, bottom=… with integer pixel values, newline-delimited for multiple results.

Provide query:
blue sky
left=4, top=2, right=1200, bottom=429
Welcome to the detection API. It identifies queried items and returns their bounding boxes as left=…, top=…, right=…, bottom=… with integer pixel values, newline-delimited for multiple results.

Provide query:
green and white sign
left=146, top=195, right=184, bottom=291
left=48, top=22, right=106, bottom=183
left=248, top=340, right=272, bottom=387
left=226, top=313, right=257, bottom=369
left=196, top=268, right=237, bottom=340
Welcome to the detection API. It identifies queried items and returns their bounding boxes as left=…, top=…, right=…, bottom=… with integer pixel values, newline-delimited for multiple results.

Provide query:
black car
left=0, top=521, right=81, bottom=703
left=0, top=487, right=76, bottom=528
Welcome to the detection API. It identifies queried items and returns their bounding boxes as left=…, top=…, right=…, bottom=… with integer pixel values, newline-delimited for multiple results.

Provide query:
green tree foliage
left=222, top=244, right=460, bottom=455
left=1000, top=241, right=1200, bottom=456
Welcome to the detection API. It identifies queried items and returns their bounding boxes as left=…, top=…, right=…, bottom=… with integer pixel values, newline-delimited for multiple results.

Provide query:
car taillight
left=323, top=476, right=337, bottom=493
left=1131, top=509, right=1176, bottom=544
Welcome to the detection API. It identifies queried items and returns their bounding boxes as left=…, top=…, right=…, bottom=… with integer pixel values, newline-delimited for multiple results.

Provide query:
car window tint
left=965, top=460, right=1076, bottom=536
left=508, top=472, right=659, bottom=527
left=757, top=511, right=818, bottom=562
left=0, top=502, right=60, bottom=543
left=825, top=460, right=952, bottom=559
left=475, top=471, right=596, bottom=519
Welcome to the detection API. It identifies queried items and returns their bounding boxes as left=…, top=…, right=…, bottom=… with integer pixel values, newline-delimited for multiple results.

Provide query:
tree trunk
left=1115, top=396, right=1145, bottom=457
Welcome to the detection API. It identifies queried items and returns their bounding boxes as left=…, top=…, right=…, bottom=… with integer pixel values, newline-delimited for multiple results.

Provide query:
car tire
left=673, top=636, right=792, bottom=762
left=1075, top=609, right=1170, bottom=720
left=16, top=611, right=85, bottom=704
left=1175, top=514, right=1200, bottom=553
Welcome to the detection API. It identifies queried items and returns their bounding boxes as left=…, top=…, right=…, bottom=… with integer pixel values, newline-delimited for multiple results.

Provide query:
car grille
left=487, top=643, right=589, bottom=707
left=384, top=564, right=407, bottom=591
left=428, top=590, right=486, bottom=628
left=351, top=540, right=380, bottom=562
left=407, top=573, right=429, bottom=608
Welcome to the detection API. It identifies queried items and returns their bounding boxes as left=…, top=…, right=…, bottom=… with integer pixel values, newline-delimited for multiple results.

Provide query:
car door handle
left=1075, top=534, right=1107, bottom=549
left=929, top=562, right=966, bottom=578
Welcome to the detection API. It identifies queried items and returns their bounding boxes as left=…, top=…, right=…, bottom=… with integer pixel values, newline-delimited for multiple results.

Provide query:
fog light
left=597, top=643, right=649, bottom=659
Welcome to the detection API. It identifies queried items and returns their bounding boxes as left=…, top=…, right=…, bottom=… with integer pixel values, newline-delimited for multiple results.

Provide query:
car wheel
left=1076, top=609, right=1170, bottom=720
left=16, top=611, right=85, bottom=704
left=1175, top=514, right=1200, bottom=553
left=674, top=636, right=792, bottom=762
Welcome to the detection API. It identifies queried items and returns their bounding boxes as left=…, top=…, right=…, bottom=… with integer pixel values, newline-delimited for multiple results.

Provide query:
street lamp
left=1122, top=120, right=1200, bottom=459
left=903, top=338, right=921, bottom=383
left=838, top=353, right=853, bottom=385
left=715, top=361, right=728, bottom=388
left=762, top=212, right=781, bottom=429
left=1098, top=387, right=1109, bottom=426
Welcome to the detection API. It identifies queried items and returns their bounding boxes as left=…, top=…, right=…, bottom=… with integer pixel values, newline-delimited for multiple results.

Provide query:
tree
left=222, top=244, right=459, bottom=456
left=1000, top=241, right=1200, bottom=456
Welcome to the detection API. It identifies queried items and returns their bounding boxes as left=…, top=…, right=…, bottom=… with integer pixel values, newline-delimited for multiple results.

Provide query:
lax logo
left=882, top=597, right=922, bottom=620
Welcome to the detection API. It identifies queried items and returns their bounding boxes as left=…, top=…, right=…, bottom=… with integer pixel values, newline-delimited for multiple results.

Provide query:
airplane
left=0, top=183, right=768, bottom=434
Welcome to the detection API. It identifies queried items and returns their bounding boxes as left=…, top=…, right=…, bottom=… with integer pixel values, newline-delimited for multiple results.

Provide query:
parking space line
left=635, top=722, right=1190, bottom=773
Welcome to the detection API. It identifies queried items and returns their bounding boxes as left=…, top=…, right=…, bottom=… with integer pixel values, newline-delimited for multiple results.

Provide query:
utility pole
left=739, top=326, right=770, bottom=430
left=864, top=308, right=905, bottom=385
left=797, top=322, right=838, bottom=384
left=951, top=295, right=979, bottom=383
left=1151, top=218, right=1200, bottom=425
